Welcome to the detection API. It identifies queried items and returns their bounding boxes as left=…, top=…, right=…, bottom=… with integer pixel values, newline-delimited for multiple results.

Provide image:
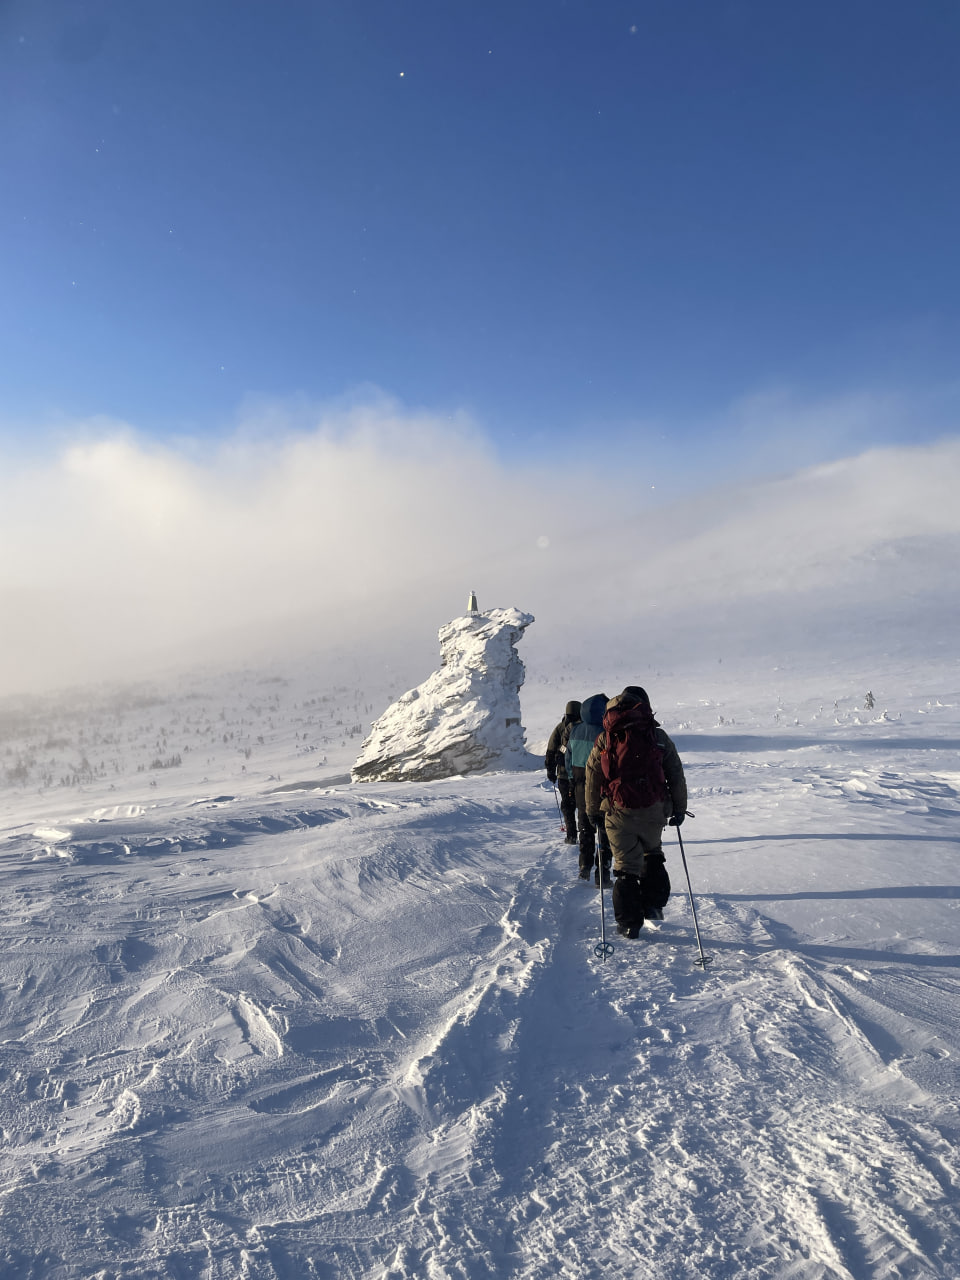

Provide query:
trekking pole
left=552, top=783, right=565, bottom=831
left=674, top=814, right=712, bottom=968
left=594, top=832, right=614, bottom=962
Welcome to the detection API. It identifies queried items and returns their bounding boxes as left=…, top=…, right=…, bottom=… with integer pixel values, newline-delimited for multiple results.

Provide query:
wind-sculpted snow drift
left=351, top=605, right=534, bottom=782
left=2, top=655, right=960, bottom=1277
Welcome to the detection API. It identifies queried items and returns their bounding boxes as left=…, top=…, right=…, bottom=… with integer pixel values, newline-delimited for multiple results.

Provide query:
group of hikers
left=545, top=686, right=687, bottom=940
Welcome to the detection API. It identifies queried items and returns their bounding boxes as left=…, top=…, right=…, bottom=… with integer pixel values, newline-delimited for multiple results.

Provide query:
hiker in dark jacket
left=545, top=700, right=580, bottom=844
left=564, top=692, right=612, bottom=883
left=585, top=686, right=687, bottom=939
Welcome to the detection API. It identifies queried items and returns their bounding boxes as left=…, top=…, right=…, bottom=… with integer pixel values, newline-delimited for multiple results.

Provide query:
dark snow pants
left=573, top=769, right=610, bottom=875
left=556, top=774, right=577, bottom=841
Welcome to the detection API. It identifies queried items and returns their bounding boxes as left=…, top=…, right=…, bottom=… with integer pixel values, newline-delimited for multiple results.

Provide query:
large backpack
left=600, top=703, right=668, bottom=809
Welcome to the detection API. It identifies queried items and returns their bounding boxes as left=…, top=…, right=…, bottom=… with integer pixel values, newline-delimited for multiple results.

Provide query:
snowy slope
left=1, top=659, right=959, bottom=1279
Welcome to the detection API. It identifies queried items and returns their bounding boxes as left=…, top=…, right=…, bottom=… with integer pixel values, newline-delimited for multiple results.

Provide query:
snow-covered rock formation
left=351, top=605, right=534, bottom=782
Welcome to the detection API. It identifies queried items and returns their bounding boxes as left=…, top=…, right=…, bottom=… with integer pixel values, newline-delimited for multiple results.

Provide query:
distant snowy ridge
left=352, top=606, right=534, bottom=782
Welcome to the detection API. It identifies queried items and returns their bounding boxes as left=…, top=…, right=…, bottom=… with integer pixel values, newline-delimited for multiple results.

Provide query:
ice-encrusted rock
left=351, top=606, right=534, bottom=782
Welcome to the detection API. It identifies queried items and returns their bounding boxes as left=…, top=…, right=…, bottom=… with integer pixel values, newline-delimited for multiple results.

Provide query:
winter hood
left=579, top=693, right=608, bottom=728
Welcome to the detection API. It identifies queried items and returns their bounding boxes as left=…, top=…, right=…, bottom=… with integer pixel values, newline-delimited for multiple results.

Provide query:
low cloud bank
left=2, top=403, right=958, bottom=695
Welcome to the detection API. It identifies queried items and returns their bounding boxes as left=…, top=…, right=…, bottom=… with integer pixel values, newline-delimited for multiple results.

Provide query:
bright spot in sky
left=537, top=535, right=550, bottom=549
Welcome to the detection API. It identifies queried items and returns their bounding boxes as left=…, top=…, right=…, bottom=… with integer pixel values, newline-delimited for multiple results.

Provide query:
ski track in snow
left=2, top=731, right=960, bottom=1277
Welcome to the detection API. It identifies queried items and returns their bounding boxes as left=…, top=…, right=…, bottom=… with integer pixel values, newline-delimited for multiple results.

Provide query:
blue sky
left=3, top=0, right=960, bottom=467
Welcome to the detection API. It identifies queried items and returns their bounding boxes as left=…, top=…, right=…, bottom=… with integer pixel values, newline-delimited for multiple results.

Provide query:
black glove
left=547, top=771, right=557, bottom=784
left=669, top=811, right=685, bottom=827
left=587, top=812, right=602, bottom=828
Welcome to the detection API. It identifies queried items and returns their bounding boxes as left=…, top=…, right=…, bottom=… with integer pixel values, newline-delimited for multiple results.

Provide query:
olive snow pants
left=604, top=803, right=672, bottom=928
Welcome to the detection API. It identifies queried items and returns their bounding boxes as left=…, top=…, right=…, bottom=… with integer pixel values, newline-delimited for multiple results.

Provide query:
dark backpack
left=600, top=704, right=668, bottom=809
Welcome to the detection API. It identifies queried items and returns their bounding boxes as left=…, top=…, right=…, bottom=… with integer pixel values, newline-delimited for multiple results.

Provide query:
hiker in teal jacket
left=564, top=692, right=612, bottom=884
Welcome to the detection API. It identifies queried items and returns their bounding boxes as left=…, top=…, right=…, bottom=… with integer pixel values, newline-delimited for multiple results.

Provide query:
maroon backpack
left=600, top=703, right=668, bottom=809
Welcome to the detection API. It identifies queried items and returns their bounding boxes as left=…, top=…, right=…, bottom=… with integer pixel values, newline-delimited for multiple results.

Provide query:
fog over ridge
left=2, top=405, right=958, bottom=696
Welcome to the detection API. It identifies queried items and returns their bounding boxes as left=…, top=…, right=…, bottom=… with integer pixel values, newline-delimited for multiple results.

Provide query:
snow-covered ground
left=1, top=653, right=959, bottom=1278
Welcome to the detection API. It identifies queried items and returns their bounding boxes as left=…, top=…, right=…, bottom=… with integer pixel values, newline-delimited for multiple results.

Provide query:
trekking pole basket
left=594, top=858, right=614, bottom=961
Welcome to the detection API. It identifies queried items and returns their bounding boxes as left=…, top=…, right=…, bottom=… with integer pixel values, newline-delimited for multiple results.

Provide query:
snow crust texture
left=2, top=661, right=960, bottom=1279
left=351, top=607, right=534, bottom=782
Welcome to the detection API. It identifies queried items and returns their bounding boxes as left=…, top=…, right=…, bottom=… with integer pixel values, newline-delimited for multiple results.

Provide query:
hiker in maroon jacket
left=585, top=686, right=687, bottom=939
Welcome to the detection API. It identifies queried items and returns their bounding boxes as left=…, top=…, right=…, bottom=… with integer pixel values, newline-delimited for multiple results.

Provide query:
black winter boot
left=612, top=872, right=644, bottom=934
left=641, top=852, right=671, bottom=918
